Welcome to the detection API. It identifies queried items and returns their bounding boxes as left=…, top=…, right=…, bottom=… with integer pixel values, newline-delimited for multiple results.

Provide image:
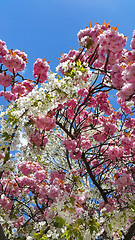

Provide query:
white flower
left=26, top=237, right=33, bottom=240
left=84, top=229, right=91, bottom=240
left=0, top=216, right=4, bottom=224
left=47, top=230, right=52, bottom=237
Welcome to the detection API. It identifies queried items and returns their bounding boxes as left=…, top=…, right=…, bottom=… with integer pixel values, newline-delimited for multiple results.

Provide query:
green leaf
left=76, top=59, right=81, bottom=67
left=33, top=232, right=42, bottom=239
left=55, top=216, right=65, bottom=228
left=2, top=132, right=12, bottom=141
left=55, top=88, right=68, bottom=96
left=70, top=68, right=75, bottom=78
left=4, top=151, right=10, bottom=163
left=40, top=236, right=49, bottom=240
left=130, top=202, right=135, bottom=213
left=108, top=223, right=112, bottom=231
left=33, top=100, right=38, bottom=107
left=74, top=230, right=83, bottom=240
left=80, top=66, right=86, bottom=73
left=46, top=93, right=54, bottom=102
left=117, top=230, right=122, bottom=238
left=70, top=196, right=74, bottom=206
left=89, top=219, right=99, bottom=235
left=77, top=218, right=84, bottom=225
left=86, top=38, right=93, bottom=49
left=61, top=225, right=72, bottom=240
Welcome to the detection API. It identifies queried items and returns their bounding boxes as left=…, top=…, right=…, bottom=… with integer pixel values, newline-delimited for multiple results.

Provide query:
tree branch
left=81, top=152, right=108, bottom=202
left=0, top=224, right=7, bottom=240
left=123, top=222, right=135, bottom=240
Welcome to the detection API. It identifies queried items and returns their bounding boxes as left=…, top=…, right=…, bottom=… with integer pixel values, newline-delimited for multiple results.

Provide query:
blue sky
left=1, top=0, right=135, bottom=76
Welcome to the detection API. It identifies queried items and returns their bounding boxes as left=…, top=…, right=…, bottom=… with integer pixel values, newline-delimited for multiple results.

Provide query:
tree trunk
left=124, top=222, right=135, bottom=240
left=0, top=224, right=7, bottom=240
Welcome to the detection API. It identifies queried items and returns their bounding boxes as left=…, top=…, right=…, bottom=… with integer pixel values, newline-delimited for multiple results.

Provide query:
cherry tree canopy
left=0, top=22, right=135, bottom=240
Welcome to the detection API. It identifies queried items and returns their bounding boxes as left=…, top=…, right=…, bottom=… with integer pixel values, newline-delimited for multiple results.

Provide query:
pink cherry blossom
left=11, top=83, right=26, bottom=95
left=63, top=138, right=77, bottom=152
left=1, top=50, right=26, bottom=73
left=130, top=30, right=135, bottom=49
left=35, top=115, right=56, bottom=131
left=0, top=40, right=8, bottom=57
left=29, top=130, right=48, bottom=146
left=3, top=91, right=17, bottom=101
left=66, top=108, right=74, bottom=120
left=33, top=58, right=50, bottom=83
left=0, top=73, right=12, bottom=88
left=119, top=83, right=135, bottom=100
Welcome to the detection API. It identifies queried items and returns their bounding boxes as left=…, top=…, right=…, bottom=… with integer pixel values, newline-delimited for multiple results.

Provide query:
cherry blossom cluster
left=0, top=49, right=27, bottom=73
left=0, top=161, right=91, bottom=239
left=33, top=58, right=50, bottom=83
left=77, top=23, right=135, bottom=102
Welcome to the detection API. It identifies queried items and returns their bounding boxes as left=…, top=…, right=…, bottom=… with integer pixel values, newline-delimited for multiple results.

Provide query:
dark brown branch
left=0, top=171, right=3, bottom=179
left=123, top=222, right=135, bottom=240
left=81, top=152, right=108, bottom=202
left=0, top=224, right=7, bottom=240
left=75, top=47, right=85, bottom=62
left=87, top=44, right=99, bottom=65
left=66, top=149, right=72, bottom=170
left=104, top=49, right=110, bottom=73
left=56, top=120, right=74, bottom=140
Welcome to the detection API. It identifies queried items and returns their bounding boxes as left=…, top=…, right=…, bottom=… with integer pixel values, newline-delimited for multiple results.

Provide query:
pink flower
left=33, top=58, right=50, bottom=83
left=14, top=49, right=27, bottom=62
left=50, top=170, right=65, bottom=183
left=35, top=115, right=56, bottom=131
left=1, top=50, right=26, bottom=73
left=66, top=99, right=77, bottom=108
left=117, top=95, right=132, bottom=114
left=17, top=176, right=36, bottom=189
left=0, top=194, right=13, bottom=210
left=63, top=138, right=77, bottom=151
left=116, top=173, right=132, bottom=189
left=11, top=83, right=26, bottom=95
left=69, top=148, right=82, bottom=160
left=107, top=146, right=123, bottom=160
left=3, top=91, right=17, bottom=101
left=47, top=185, right=60, bottom=199
left=0, top=73, right=12, bottom=88
left=17, top=161, right=31, bottom=175
left=66, top=108, right=74, bottom=120
left=29, top=130, right=48, bottom=146
left=105, top=202, right=115, bottom=212
left=91, top=160, right=99, bottom=167
left=59, top=50, right=82, bottom=74
left=78, top=88, right=89, bottom=97
left=103, top=122, right=117, bottom=136
left=77, top=24, right=101, bottom=50
left=121, top=135, right=133, bottom=149
left=34, top=170, right=47, bottom=181
left=125, top=118, right=135, bottom=128
left=0, top=40, right=8, bottom=57
left=132, top=142, right=135, bottom=153
left=98, top=29, right=126, bottom=54
left=130, top=30, right=135, bottom=50
left=93, top=132, right=106, bottom=142
left=81, top=137, right=91, bottom=150
left=111, top=63, right=124, bottom=89
left=119, top=83, right=135, bottom=100
left=22, top=80, right=35, bottom=92
left=0, top=91, right=4, bottom=97
left=18, top=160, right=44, bottom=175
